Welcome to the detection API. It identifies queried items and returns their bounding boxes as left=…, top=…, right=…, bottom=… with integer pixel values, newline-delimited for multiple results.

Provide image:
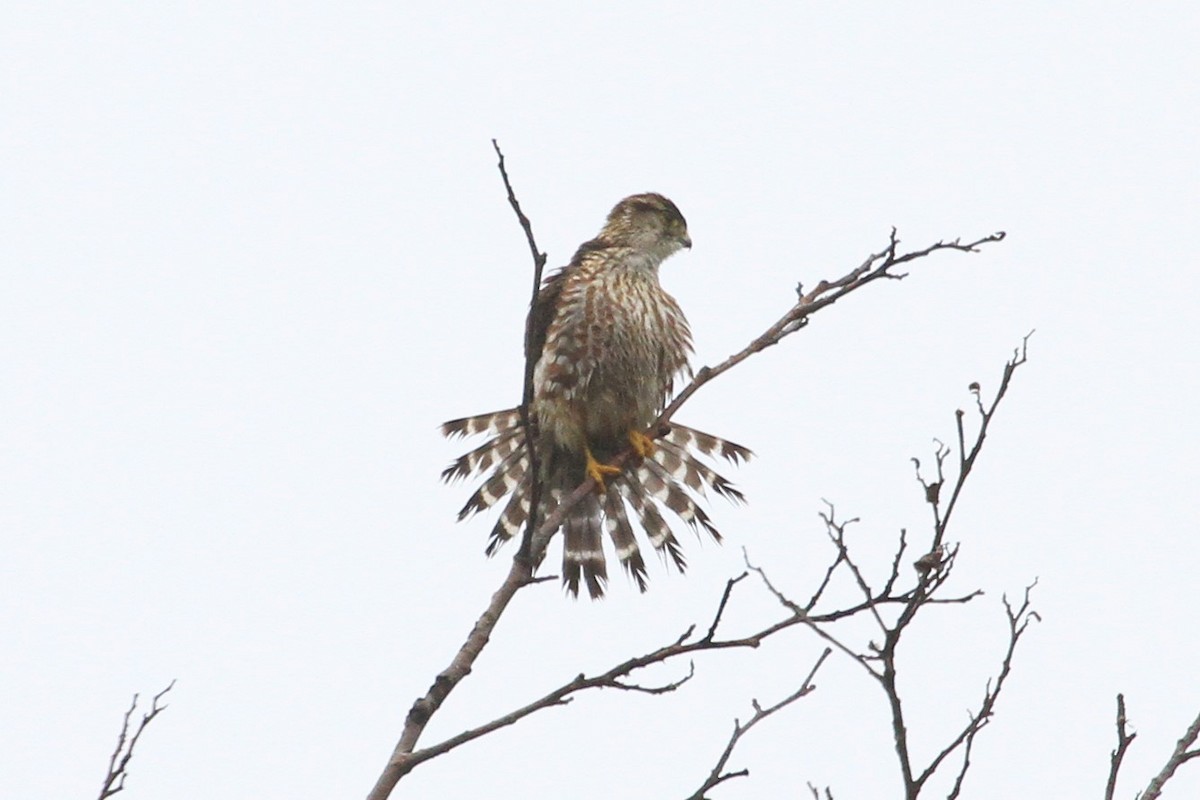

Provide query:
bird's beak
left=680, top=234, right=693, bottom=249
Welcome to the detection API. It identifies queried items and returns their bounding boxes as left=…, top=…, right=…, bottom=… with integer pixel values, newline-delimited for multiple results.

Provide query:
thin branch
left=818, top=504, right=887, bottom=633
left=96, top=681, right=175, bottom=800
left=490, top=139, right=549, bottom=568
left=912, top=582, right=1039, bottom=793
left=367, top=559, right=538, bottom=799
left=1140, top=707, right=1200, bottom=800
left=660, top=231, right=1006, bottom=424
left=930, top=331, right=1033, bottom=550
left=685, top=649, right=833, bottom=800
left=945, top=718, right=979, bottom=800
left=745, top=553, right=877, bottom=679
left=759, top=343, right=1032, bottom=799
left=704, top=572, right=749, bottom=642
left=807, top=783, right=837, bottom=800
left=369, top=143, right=552, bottom=800
left=1105, top=694, right=1137, bottom=800
left=395, top=576, right=833, bottom=774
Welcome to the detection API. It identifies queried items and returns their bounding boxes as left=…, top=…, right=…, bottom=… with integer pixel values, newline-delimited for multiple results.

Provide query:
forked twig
left=96, top=681, right=175, bottom=800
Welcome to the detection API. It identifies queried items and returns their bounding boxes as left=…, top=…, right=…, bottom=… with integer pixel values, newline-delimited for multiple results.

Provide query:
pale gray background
left=3, top=3, right=1198, bottom=798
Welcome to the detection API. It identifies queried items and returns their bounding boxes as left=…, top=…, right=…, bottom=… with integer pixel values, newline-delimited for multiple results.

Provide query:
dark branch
left=490, top=139, right=549, bottom=568
left=367, top=557, right=540, bottom=799
left=369, top=143, right=553, bottom=800
left=704, top=572, right=748, bottom=642
left=684, top=649, right=833, bottom=800
left=660, top=231, right=1006, bottom=424
left=96, top=681, right=175, bottom=800
left=1105, top=694, right=1137, bottom=800
left=920, top=331, right=1034, bottom=552
left=745, top=344, right=1034, bottom=799
left=395, top=576, right=831, bottom=774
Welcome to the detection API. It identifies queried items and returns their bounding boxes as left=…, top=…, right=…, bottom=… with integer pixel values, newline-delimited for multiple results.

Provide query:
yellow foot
left=585, top=446, right=622, bottom=490
left=628, top=429, right=656, bottom=459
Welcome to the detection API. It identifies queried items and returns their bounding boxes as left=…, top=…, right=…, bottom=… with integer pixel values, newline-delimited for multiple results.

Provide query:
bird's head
left=601, top=193, right=692, bottom=260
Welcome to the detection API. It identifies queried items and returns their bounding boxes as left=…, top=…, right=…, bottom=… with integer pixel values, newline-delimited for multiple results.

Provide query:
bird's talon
left=585, top=448, right=622, bottom=491
left=628, top=429, right=656, bottom=459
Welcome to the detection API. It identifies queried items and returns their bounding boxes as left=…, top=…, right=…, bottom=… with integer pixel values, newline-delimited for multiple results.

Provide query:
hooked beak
left=680, top=234, right=693, bottom=249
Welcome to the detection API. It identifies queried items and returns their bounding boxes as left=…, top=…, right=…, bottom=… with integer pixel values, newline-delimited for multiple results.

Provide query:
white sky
left=3, top=3, right=1198, bottom=798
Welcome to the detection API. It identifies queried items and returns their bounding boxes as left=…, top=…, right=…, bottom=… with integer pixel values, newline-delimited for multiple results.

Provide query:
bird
left=441, top=193, right=750, bottom=598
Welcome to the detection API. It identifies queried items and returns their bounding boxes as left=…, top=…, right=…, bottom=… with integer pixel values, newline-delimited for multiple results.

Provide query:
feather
left=603, top=487, right=648, bottom=591
left=562, top=494, right=607, bottom=598
left=441, top=427, right=526, bottom=483
left=441, top=408, right=522, bottom=439
left=664, top=424, right=753, bottom=464
left=456, top=448, right=528, bottom=520
left=652, top=439, right=746, bottom=504
left=618, top=477, right=687, bottom=573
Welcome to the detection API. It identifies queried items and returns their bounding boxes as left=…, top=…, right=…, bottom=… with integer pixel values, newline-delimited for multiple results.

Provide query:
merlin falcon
left=442, top=193, right=750, bottom=598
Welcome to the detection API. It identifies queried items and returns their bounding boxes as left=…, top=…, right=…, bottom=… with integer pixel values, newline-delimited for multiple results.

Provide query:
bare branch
left=685, top=649, right=833, bottom=800
left=369, top=144, right=554, bottom=800
left=703, top=572, right=749, bottom=643
left=930, top=331, right=1033, bottom=551
left=807, top=782, right=837, bottom=800
left=367, top=558, right=539, bottom=799
left=490, top=139, right=548, bottom=569
left=765, top=343, right=1033, bottom=799
left=96, top=681, right=175, bottom=800
left=912, top=582, right=1039, bottom=793
left=1105, top=694, right=1137, bottom=800
left=393, top=574, right=822, bottom=774
left=1141, top=707, right=1200, bottom=800
left=660, top=231, right=1006, bottom=425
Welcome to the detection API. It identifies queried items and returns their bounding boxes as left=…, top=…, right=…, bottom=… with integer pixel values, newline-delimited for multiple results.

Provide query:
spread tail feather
left=442, top=410, right=749, bottom=597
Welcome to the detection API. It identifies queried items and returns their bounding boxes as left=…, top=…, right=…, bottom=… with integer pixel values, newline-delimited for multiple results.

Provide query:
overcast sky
left=3, top=3, right=1198, bottom=798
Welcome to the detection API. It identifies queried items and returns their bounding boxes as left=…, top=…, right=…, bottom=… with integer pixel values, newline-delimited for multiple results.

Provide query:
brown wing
left=524, top=267, right=570, bottom=367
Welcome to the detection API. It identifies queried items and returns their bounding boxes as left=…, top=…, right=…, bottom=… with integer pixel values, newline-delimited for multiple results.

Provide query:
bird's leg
left=585, top=444, right=622, bottom=490
left=628, top=429, right=656, bottom=459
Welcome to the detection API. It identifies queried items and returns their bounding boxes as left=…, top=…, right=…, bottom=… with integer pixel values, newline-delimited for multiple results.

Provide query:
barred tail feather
left=603, top=488, right=648, bottom=592
left=652, top=439, right=746, bottom=504
left=441, top=408, right=522, bottom=439
left=618, top=477, right=687, bottom=573
left=635, top=457, right=722, bottom=543
left=441, top=427, right=525, bottom=483
left=456, top=448, right=529, bottom=520
left=664, top=424, right=753, bottom=465
left=563, top=495, right=607, bottom=599
left=486, top=482, right=531, bottom=556
left=442, top=407, right=749, bottom=597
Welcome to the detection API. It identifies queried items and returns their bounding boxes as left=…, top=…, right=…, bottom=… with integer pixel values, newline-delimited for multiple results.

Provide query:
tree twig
left=367, top=558, right=537, bottom=799
left=490, top=139, right=549, bottom=568
left=684, top=649, right=833, bottom=799
left=389, top=575, right=830, bottom=776
left=1140, top=707, right=1200, bottom=800
left=747, top=344, right=1034, bottom=798
left=96, top=681, right=175, bottom=800
left=1105, top=694, right=1137, bottom=800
